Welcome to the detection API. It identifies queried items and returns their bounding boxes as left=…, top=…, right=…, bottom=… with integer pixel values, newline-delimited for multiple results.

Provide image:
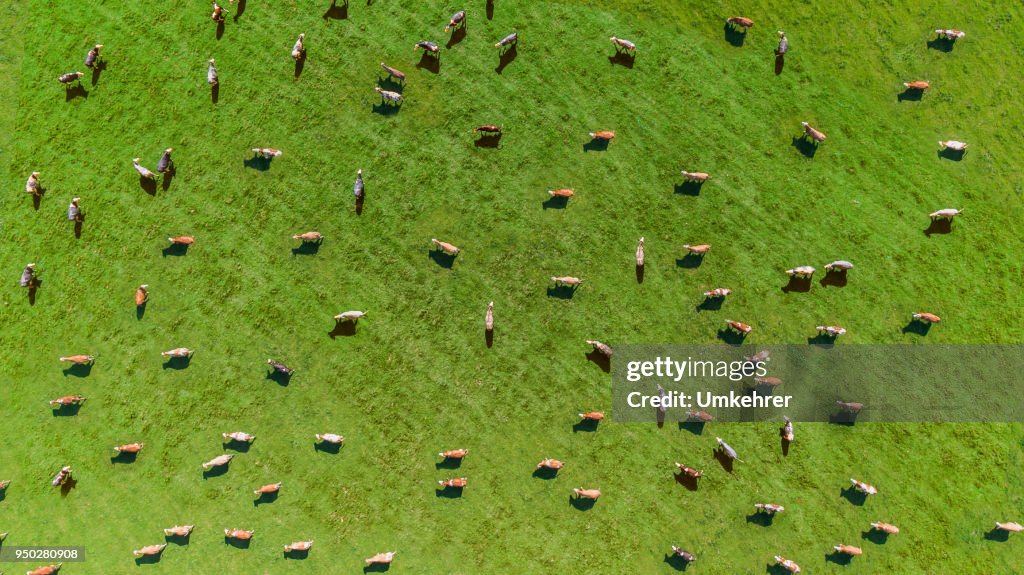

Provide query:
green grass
left=2, top=0, right=1024, bottom=573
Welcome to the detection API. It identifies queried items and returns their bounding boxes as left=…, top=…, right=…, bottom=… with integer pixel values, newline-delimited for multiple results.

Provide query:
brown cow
left=674, top=463, right=702, bottom=479
left=285, top=540, right=313, bottom=552
left=586, top=340, right=613, bottom=358
left=438, top=477, right=467, bottom=488
left=588, top=130, right=616, bottom=141
left=254, top=482, right=282, bottom=495
left=224, top=529, right=253, bottom=540
left=59, top=355, right=94, bottom=365
left=548, top=188, right=575, bottom=198
left=682, top=244, right=711, bottom=255
left=114, top=443, right=143, bottom=454
left=135, top=285, right=149, bottom=306
left=725, top=320, right=752, bottom=334
left=726, top=16, right=754, bottom=29
left=439, top=449, right=468, bottom=459
left=578, top=411, right=605, bottom=421
left=912, top=312, right=941, bottom=324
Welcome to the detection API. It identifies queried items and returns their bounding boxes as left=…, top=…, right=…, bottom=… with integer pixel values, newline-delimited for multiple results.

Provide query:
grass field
left=2, top=0, right=1024, bottom=573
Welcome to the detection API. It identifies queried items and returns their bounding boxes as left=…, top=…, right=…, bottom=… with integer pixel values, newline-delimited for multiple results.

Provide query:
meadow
left=1, top=0, right=1023, bottom=573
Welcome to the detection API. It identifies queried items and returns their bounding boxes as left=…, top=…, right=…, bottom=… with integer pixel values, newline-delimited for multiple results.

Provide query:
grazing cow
left=133, top=158, right=157, bottom=180
left=680, top=170, right=711, bottom=182
left=291, top=33, right=305, bottom=60
left=785, top=266, right=816, bottom=278
left=586, top=340, right=613, bottom=358
left=938, top=140, right=967, bottom=152
left=573, top=487, right=601, bottom=500
left=674, top=463, right=702, bottom=479
left=431, top=238, right=460, bottom=255
left=207, top=59, right=218, bottom=85
left=834, top=544, right=863, bottom=556
left=754, top=376, right=783, bottom=387
left=782, top=416, right=794, bottom=442
left=223, top=431, right=255, bottom=443
left=850, top=478, right=877, bottom=495
left=609, top=36, right=636, bottom=53
left=774, top=556, right=800, bottom=573
left=635, top=237, right=645, bottom=266
left=365, top=552, right=396, bottom=565
left=211, top=2, right=226, bottom=22
left=537, top=458, right=564, bottom=470
left=163, top=525, right=194, bottom=537
left=682, top=244, right=711, bottom=255
left=904, top=80, right=929, bottom=90
left=870, top=521, right=899, bottom=535
left=725, top=320, right=752, bottom=334
left=776, top=31, right=789, bottom=55
left=58, top=72, right=84, bottom=85
left=254, top=482, right=281, bottom=495
left=380, top=63, right=405, bottom=83
left=415, top=40, right=440, bottom=54
left=671, top=546, right=696, bottom=562
left=485, top=301, right=494, bottom=332
left=224, top=529, right=253, bottom=540
left=800, top=122, right=825, bottom=143
left=824, top=260, right=853, bottom=272
left=292, top=231, right=323, bottom=242
left=687, top=410, right=714, bottom=422
left=375, top=86, right=403, bottom=104
left=836, top=401, right=864, bottom=413
left=0, top=479, right=9, bottom=490
left=67, top=198, right=81, bottom=222
left=156, top=148, right=174, bottom=173
left=49, top=396, right=85, bottom=407
left=704, top=288, right=731, bottom=298
left=726, top=16, right=754, bottom=29
left=495, top=32, right=518, bottom=49
left=51, top=466, right=73, bottom=487
left=267, top=359, right=294, bottom=375
left=334, top=311, right=366, bottom=322
left=133, top=544, right=166, bottom=557
left=284, top=540, right=313, bottom=552
left=20, top=263, right=37, bottom=287
left=474, top=124, right=502, bottom=135
left=167, top=236, right=195, bottom=246
left=716, top=437, right=741, bottom=461
left=551, top=276, right=583, bottom=287
left=161, top=347, right=193, bottom=358
left=929, top=208, right=962, bottom=220
left=59, top=355, right=94, bottom=365
left=252, top=147, right=282, bottom=158
left=912, top=312, right=941, bottom=324
left=27, top=564, right=62, bottom=575
left=315, top=433, right=345, bottom=444
left=439, top=449, right=468, bottom=459
left=745, top=350, right=770, bottom=363
left=445, top=10, right=466, bottom=32
left=755, top=503, right=785, bottom=514
left=438, top=477, right=467, bottom=488
left=547, top=188, right=574, bottom=198
left=816, top=325, right=846, bottom=337
left=935, top=29, right=965, bottom=40
left=353, top=168, right=364, bottom=198
left=85, top=44, right=103, bottom=68
left=995, top=522, right=1024, bottom=533
left=578, top=411, right=605, bottom=421
left=202, top=454, right=233, bottom=470
left=589, top=130, right=616, bottom=141
left=26, top=171, right=41, bottom=194
left=114, top=443, right=143, bottom=454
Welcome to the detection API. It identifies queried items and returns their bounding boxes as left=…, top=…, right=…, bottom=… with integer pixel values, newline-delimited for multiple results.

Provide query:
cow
left=365, top=552, right=396, bottom=565
left=207, top=59, right=218, bottom=85
left=438, top=477, right=467, bottom=488
left=929, top=208, right=962, bottom=220
left=375, top=86, right=403, bottom=105
left=754, top=376, right=783, bottom=387
left=774, top=556, right=800, bottom=573
left=0, top=479, right=9, bottom=491
left=49, top=396, right=85, bottom=407
left=782, top=416, right=794, bottom=442
left=836, top=401, right=864, bottom=413
left=776, top=31, right=789, bottom=55
left=414, top=40, right=440, bottom=54
left=631, top=236, right=645, bottom=267
left=223, top=431, right=255, bottom=443
left=800, top=121, right=825, bottom=143
left=609, top=36, right=636, bottom=53
left=726, top=16, right=754, bottom=29
left=755, top=503, right=785, bottom=514
left=680, top=170, right=711, bottom=182
left=26, top=564, right=62, bottom=575
left=380, top=63, right=405, bottom=83
left=586, top=340, right=613, bottom=358
left=725, top=320, right=752, bottom=334
left=26, top=171, right=41, bottom=195
left=20, top=263, right=37, bottom=287
left=474, top=125, right=502, bottom=135
left=284, top=540, right=313, bottom=552
left=816, top=325, right=847, bottom=337
left=58, top=72, right=84, bottom=85
left=547, top=188, right=574, bottom=198
left=51, top=466, right=73, bottom=487
left=114, top=443, right=144, bottom=454
left=202, top=454, right=233, bottom=470
left=485, top=301, right=494, bottom=332
left=935, top=29, right=965, bottom=40
left=850, top=478, right=877, bottom=495
left=578, top=411, right=605, bottom=421
left=133, top=158, right=157, bottom=180
left=167, top=236, right=194, bottom=246
left=824, top=260, right=853, bottom=272
left=224, top=529, right=253, bottom=540
left=315, top=433, right=345, bottom=444
left=156, top=148, right=173, bottom=173
left=785, top=266, right=815, bottom=278
left=938, top=140, right=967, bottom=152
left=903, top=80, right=929, bottom=90
left=671, top=546, right=696, bottom=562
left=163, top=525, right=194, bottom=537
left=161, top=347, right=193, bottom=358
left=334, top=311, right=366, bottom=322
left=716, top=437, right=741, bottom=461
left=573, top=487, right=601, bottom=500
left=133, top=544, right=166, bottom=557
left=674, top=463, right=702, bottom=479
left=912, top=312, right=941, bottom=324
left=353, top=168, right=364, bottom=198
left=254, top=482, right=281, bottom=495
left=551, top=276, right=583, bottom=287
left=67, top=198, right=81, bottom=222
left=870, top=521, right=899, bottom=535
left=85, top=44, right=103, bottom=68
left=994, top=522, right=1024, bottom=533
left=682, top=244, right=711, bottom=255
left=431, top=238, right=460, bottom=255
left=438, top=449, right=468, bottom=459
left=292, top=231, right=323, bottom=243
left=291, top=33, right=305, bottom=60
left=252, top=148, right=282, bottom=158
left=132, top=284, right=148, bottom=307
left=211, top=2, right=226, bottom=22
left=445, top=10, right=466, bottom=32
left=267, top=359, right=294, bottom=375
left=687, top=410, right=714, bottom=422
left=745, top=350, right=770, bottom=363
left=537, top=458, right=564, bottom=470
left=588, top=130, right=616, bottom=141
left=59, top=355, right=94, bottom=365
left=495, top=32, right=518, bottom=49
left=704, top=288, right=731, bottom=298
left=834, top=544, right=863, bottom=556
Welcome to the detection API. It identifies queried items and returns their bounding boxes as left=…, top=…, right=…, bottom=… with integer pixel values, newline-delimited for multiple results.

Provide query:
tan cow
left=609, top=37, right=635, bottom=53
left=292, top=231, right=323, bottom=242
left=224, top=529, right=253, bottom=540
left=365, top=551, right=396, bottom=565
left=704, top=288, right=731, bottom=298
left=161, top=348, right=193, bottom=358
left=578, top=411, right=605, bottom=421
left=431, top=239, right=460, bottom=255
left=903, top=80, right=929, bottom=90
left=26, top=171, right=41, bottom=194
left=167, top=236, right=195, bottom=245
left=755, top=503, right=785, bottom=514
left=588, top=130, right=616, bottom=141
left=774, top=556, right=801, bottom=573
left=202, top=454, right=233, bottom=470
left=725, top=320, right=752, bottom=334
left=315, top=433, right=345, bottom=444
left=485, top=302, right=494, bottom=332
left=912, top=312, right=941, bottom=324
left=636, top=237, right=645, bottom=267
left=254, top=482, right=282, bottom=495
left=929, top=208, right=962, bottom=220
left=785, top=266, right=815, bottom=278
left=114, top=443, right=143, bottom=454
left=586, top=340, right=613, bottom=358
left=551, top=276, right=583, bottom=287
left=223, top=431, right=255, bottom=443
left=49, top=396, right=85, bottom=407
left=680, top=170, right=710, bottom=182
left=801, top=122, right=826, bottom=143
left=438, top=477, right=467, bottom=488
left=163, top=525, right=194, bottom=537
left=726, top=16, right=754, bottom=29
left=27, top=564, right=62, bottom=575
left=682, top=244, right=710, bottom=255
left=573, top=487, right=601, bottom=500
left=537, top=458, right=564, bottom=470
left=439, top=449, right=468, bottom=459
left=834, top=544, right=863, bottom=556
left=59, top=355, right=94, bottom=365
left=816, top=325, right=846, bottom=337
left=995, top=522, right=1024, bottom=533
left=285, top=540, right=313, bottom=552
left=938, top=140, right=967, bottom=151
left=850, top=478, right=877, bottom=495
left=291, top=34, right=305, bottom=60
left=334, top=311, right=366, bottom=322
left=133, top=544, right=166, bottom=557
left=870, top=521, right=899, bottom=535
left=548, top=188, right=575, bottom=198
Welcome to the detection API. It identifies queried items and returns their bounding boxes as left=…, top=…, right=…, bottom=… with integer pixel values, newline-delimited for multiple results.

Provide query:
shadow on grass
left=372, top=102, right=402, bottom=116
left=90, top=60, right=107, bottom=86
left=165, top=533, right=191, bottom=546
left=435, top=458, right=462, bottom=470
left=766, top=563, right=793, bottom=575
left=583, top=138, right=610, bottom=152
left=162, top=243, right=189, bottom=257
left=254, top=491, right=279, bottom=507
left=224, top=536, right=250, bottom=549
left=674, top=472, right=699, bottom=492
left=664, top=553, right=692, bottom=571
left=52, top=404, right=82, bottom=417
left=224, top=439, right=252, bottom=453
left=791, top=136, right=818, bottom=158
left=446, top=26, right=467, bottom=50
left=533, top=467, right=559, bottom=480
left=314, top=441, right=343, bottom=454
left=110, top=451, right=138, bottom=464
left=211, top=82, right=219, bottom=104
left=569, top=495, right=595, bottom=510
left=294, top=55, right=306, bottom=79
left=233, top=0, right=246, bottom=20
left=216, top=20, right=225, bottom=40
left=429, top=250, right=457, bottom=268
left=829, top=410, right=859, bottom=425
left=673, top=181, right=703, bottom=196
left=292, top=242, right=321, bottom=256
left=862, top=529, right=890, bottom=544
left=323, top=0, right=348, bottom=21
left=436, top=486, right=464, bottom=498
left=328, top=321, right=357, bottom=338
left=572, top=419, right=599, bottom=433
left=676, top=254, right=704, bottom=269
left=716, top=329, right=746, bottom=346
left=806, top=334, right=837, bottom=346
left=266, top=370, right=292, bottom=386
left=486, top=0, right=494, bottom=19
left=377, top=76, right=404, bottom=92
left=32, top=189, right=44, bottom=210
left=984, top=528, right=1009, bottom=542
left=901, top=320, right=932, bottom=336
left=923, top=218, right=952, bottom=237
left=938, top=148, right=966, bottom=161
left=840, top=486, right=867, bottom=506
left=163, top=356, right=191, bottom=370
left=897, top=88, right=924, bottom=102
left=65, top=85, right=88, bottom=101
left=774, top=54, right=785, bottom=75
left=243, top=156, right=272, bottom=171
left=724, top=23, right=746, bottom=47
left=546, top=285, right=577, bottom=299
left=60, top=478, right=78, bottom=497
left=63, top=363, right=93, bottom=377
left=485, top=329, right=493, bottom=348
left=203, top=465, right=230, bottom=479
left=713, top=448, right=734, bottom=473
left=28, top=279, right=42, bottom=306
left=820, top=270, right=847, bottom=288
left=474, top=134, right=501, bottom=148
left=355, top=195, right=365, bottom=215
left=162, top=165, right=176, bottom=191
left=927, top=37, right=955, bottom=52
left=140, top=175, right=157, bottom=195
left=284, top=548, right=310, bottom=560
left=636, top=264, right=644, bottom=284
left=136, top=301, right=147, bottom=320
left=781, top=276, right=811, bottom=293
left=416, top=52, right=440, bottom=74
left=585, top=350, right=610, bottom=373
left=134, top=553, right=162, bottom=565
left=679, top=421, right=705, bottom=435
left=608, top=52, right=635, bottom=68
left=695, top=297, right=723, bottom=312
left=364, top=563, right=392, bottom=573
left=825, top=551, right=853, bottom=565
left=542, top=195, right=568, bottom=210
left=495, top=45, right=517, bottom=73
left=746, top=512, right=775, bottom=527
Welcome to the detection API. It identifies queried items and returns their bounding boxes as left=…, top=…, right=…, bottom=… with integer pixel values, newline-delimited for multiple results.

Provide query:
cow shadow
left=897, top=88, right=924, bottom=102
left=746, top=512, right=775, bottom=526
left=253, top=491, right=279, bottom=506
left=902, top=320, right=932, bottom=336
left=486, top=0, right=494, bottom=19
left=60, top=477, right=78, bottom=497
left=820, top=270, right=847, bottom=288
left=136, top=301, right=147, bottom=320
left=495, top=45, right=517, bottom=73
left=446, top=27, right=467, bottom=49
left=134, top=553, right=162, bottom=565
left=435, top=486, right=464, bottom=498
left=713, top=447, right=734, bottom=473
left=674, top=472, right=699, bottom=492
left=233, top=0, right=246, bottom=21
left=984, top=528, right=1010, bottom=542
left=162, top=356, right=192, bottom=370
left=635, top=264, right=644, bottom=284
left=216, top=20, right=225, bottom=40
left=696, top=297, right=723, bottom=312
left=73, top=217, right=84, bottom=238
left=372, top=102, right=401, bottom=116
left=65, top=85, right=88, bottom=101
left=927, top=38, right=955, bottom=52
left=140, top=175, right=157, bottom=195
left=328, top=321, right=357, bottom=338
left=284, top=547, right=310, bottom=559
left=676, top=254, right=703, bottom=269
left=841, top=486, right=868, bottom=506
left=673, top=181, right=703, bottom=196
left=429, top=250, right=457, bottom=268
left=474, top=134, right=501, bottom=148
left=774, top=54, right=785, bottom=75
left=203, top=465, right=230, bottom=479
left=924, top=218, right=952, bottom=237
left=211, top=83, right=219, bottom=104
left=724, top=23, right=746, bottom=47
left=314, top=441, right=343, bottom=454
left=416, top=52, right=440, bottom=74
left=377, top=77, right=404, bottom=92
left=266, top=370, right=291, bottom=386
left=766, top=563, right=793, bottom=575
left=63, top=363, right=93, bottom=377
left=110, top=451, right=139, bottom=464
left=165, top=533, right=191, bottom=546
left=52, top=403, right=82, bottom=417
left=938, top=148, right=966, bottom=161
left=862, top=530, right=890, bottom=545
left=485, top=328, right=493, bottom=348
left=546, top=285, right=577, bottom=299
left=28, top=278, right=42, bottom=306
left=542, top=195, right=568, bottom=210
left=292, top=241, right=321, bottom=256
left=791, top=136, right=818, bottom=158
left=364, top=563, right=391, bottom=573
left=224, top=536, right=250, bottom=549
left=716, top=329, right=747, bottom=346
left=162, top=165, right=176, bottom=191
left=583, top=138, right=610, bottom=152
left=32, top=189, right=44, bottom=210
left=224, top=438, right=253, bottom=452
left=608, top=52, right=635, bottom=68
left=679, top=421, right=705, bottom=435
left=807, top=333, right=837, bottom=346
left=825, top=551, right=853, bottom=565
left=294, top=55, right=306, bottom=79
left=572, top=419, right=599, bottom=433
left=435, top=458, right=462, bottom=470
left=829, top=410, right=859, bottom=425
left=90, top=60, right=107, bottom=86
left=323, top=0, right=348, bottom=21
left=243, top=156, right=271, bottom=171
left=533, top=467, right=559, bottom=480
left=781, top=276, right=811, bottom=293
left=355, top=195, right=364, bottom=215
left=569, top=495, right=596, bottom=511
left=781, top=431, right=791, bottom=456
left=585, top=350, right=611, bottom=373
left=664, top=553, right=692, bottom=571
